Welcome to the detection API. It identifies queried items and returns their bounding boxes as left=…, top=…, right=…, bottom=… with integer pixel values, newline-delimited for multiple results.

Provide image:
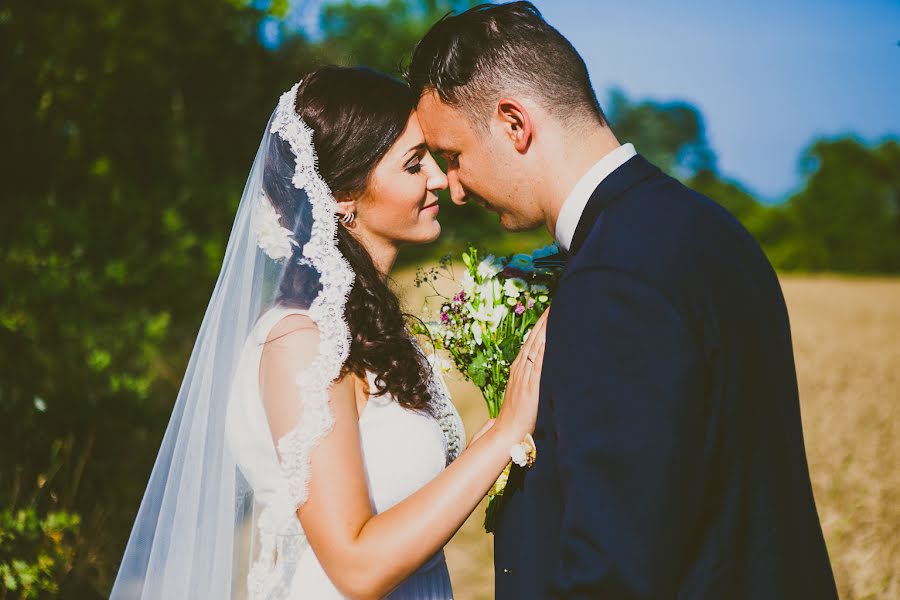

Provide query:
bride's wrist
left=480, top=420, right=537, bottom=476
left=488, top=417, right=525, bottom=449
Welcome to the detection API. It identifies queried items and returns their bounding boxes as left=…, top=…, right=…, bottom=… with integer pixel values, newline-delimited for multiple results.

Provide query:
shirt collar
left=554, top=143, right=637, bottom=252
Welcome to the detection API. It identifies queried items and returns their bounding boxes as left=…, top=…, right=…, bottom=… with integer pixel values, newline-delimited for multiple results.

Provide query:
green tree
left=0, top=509, right=80, bottom=600
left=318, top=0, right=472, bottom=74
left=771, top=137, right=900, bottom=272
left=2, top=0, right=895, bottom=596
left=0, top=0, right=479, bottom=595
left=1, top=0, right=315, bottom=595
left=606, top=88, right=717, bottom=179
left=689, top=169, right=763, bottom=223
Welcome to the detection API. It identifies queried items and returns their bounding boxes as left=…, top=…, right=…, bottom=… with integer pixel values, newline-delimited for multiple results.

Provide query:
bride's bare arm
left=260, top=311, right=547, bottom=600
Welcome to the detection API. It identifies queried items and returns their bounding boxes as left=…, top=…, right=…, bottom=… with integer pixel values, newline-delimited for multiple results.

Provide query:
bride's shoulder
left=260, top=310, right=320, bottom=363
left=267, top=311, right=317, bottom=339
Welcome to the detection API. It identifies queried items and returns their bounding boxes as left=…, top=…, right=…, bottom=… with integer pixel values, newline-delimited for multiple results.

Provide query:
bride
left=111, top=66, right=547, bottom=599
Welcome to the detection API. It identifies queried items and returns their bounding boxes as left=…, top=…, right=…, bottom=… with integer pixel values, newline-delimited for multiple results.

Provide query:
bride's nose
left=426, top=164, right=448, bottom=193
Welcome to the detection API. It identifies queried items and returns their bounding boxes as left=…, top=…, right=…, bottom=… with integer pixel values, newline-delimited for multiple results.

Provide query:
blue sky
left=279, top=0, right=900, bottom=202
left=529, top=0, right=900, bottom=201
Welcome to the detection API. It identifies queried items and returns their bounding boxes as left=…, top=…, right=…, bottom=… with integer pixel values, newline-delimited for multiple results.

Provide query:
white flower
left=252, top=194, right=297, bottom=261
left=476, top=280, right=500, bottom=308
left=460, top=271, right=476, bottom=295
left=427, top=352, right=453, bottom=373
left=510, top=442, right=529, bottom=467
left=511, top=433, right=537, bottom=468
left=530, top=283, right=549, bottom=295
left=487, top=304, right=508, bottom=331
left=503, top=278, right=527, bottom=298
left=471, top=303, right=508, bottom=332
left=471, top=321, right=483, bottom=345
left=477, top=255, right=502, bottom=279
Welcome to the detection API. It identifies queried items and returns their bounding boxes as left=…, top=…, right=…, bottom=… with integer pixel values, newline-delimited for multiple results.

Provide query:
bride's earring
left=341, top=211, right=355, bottom=225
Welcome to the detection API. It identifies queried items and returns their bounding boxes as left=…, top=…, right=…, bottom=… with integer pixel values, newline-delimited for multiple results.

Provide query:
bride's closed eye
left=405, top=159, right=422, bottom=175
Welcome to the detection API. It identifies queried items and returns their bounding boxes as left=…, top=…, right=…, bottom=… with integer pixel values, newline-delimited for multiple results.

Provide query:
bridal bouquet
left=412, top=244, right=565, bottom=532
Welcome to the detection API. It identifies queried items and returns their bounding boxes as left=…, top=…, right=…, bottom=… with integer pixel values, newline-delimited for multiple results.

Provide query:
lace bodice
left=225, top=306, right=464, bottom=599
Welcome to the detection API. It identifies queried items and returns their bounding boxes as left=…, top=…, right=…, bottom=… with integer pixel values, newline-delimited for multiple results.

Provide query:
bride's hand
left=494, top=308, right=549, bottom=443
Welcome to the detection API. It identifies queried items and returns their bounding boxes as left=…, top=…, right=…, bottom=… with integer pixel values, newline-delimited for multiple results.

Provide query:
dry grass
left=396, top=272, right=900, bottom=599
left=782, top=276, right=899, bottom=600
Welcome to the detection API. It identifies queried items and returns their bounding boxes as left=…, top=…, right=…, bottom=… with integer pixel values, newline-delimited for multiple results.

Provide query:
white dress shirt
left=554, top=143, right=637, bottom=252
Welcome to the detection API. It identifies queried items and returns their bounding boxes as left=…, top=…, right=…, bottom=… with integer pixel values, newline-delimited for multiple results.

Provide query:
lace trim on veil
left=247, top=83, right=465, bottom=600
left=422, top=351, right=464, bottom=465
left=248, top=82, right=355, bottom=600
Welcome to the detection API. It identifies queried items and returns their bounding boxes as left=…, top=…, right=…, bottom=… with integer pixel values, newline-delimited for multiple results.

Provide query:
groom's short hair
left=406, top=1, right=605, bottom=129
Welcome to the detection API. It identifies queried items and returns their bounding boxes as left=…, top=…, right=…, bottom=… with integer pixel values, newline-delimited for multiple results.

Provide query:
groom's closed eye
left=428, top=146, right=457, bottom=163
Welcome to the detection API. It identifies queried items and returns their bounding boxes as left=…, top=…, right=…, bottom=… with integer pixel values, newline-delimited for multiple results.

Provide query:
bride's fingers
left=508, top=308, right=550, bottom=396
left=527, top=331, right=546, bottom=386
left=536, top=307, right=550, bottom=334
left=519, top=308, right=549, bottom=363
left=527, top=310, right=550, bottom=352
left=526, top=310, right=549, bottom=357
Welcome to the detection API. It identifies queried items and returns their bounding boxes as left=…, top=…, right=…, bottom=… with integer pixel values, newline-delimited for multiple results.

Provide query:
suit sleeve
left=547, top=267, right=706, bottom=598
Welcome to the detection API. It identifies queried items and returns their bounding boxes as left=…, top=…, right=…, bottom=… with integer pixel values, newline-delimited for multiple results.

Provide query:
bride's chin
left=424, top=221, right=441, bottom=243
left=411, top=220, right=441, bottom=245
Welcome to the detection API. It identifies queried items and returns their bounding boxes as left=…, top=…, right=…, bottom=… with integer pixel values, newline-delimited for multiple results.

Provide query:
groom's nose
left=448, top=171, right=467, bottom=206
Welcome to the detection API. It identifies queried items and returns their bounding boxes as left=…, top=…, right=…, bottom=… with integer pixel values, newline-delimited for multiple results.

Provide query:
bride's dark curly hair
left=262, top=66, right=433, bottom=413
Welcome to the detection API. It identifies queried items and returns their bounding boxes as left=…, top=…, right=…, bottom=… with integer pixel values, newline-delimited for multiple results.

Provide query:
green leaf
left=467, top=352, right=488, bottom=388
left=498, top=336, right=520, bottom=364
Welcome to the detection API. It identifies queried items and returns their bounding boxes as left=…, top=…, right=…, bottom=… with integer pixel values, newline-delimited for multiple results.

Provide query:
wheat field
left=397, top=273, right=900, bottom=600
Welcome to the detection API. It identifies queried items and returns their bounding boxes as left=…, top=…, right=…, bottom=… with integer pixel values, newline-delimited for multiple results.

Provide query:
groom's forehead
left=416, top=92, right=471, bottom=145
left=416, top=92, right=453, bottom=126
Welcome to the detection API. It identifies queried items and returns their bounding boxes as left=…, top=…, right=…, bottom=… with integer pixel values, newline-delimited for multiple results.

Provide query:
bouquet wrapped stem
left=413, top=245, right=564, bottom=532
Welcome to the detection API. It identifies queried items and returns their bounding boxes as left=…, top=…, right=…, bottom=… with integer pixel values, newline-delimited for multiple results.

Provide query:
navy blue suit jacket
left=493, top=155, right=837, bottom=599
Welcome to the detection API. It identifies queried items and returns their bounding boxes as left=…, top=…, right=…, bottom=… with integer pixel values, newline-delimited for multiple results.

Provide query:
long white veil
left=110, top=82, right=355, bottom=599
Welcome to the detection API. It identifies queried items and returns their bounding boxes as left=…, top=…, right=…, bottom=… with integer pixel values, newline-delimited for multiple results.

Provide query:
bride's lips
left=421, top=200, right=440, bottom=214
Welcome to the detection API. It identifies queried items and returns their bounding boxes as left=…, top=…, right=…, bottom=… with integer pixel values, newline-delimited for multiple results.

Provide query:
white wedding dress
left=226, top=306, right=465, bottom=599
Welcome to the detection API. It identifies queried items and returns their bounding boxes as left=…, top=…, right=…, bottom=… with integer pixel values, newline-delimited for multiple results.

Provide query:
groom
left=408, top=2, right=837, bottom=598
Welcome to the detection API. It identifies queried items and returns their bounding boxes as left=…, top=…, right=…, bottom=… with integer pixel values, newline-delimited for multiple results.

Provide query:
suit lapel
left=568, top=154, right=661, bottom=256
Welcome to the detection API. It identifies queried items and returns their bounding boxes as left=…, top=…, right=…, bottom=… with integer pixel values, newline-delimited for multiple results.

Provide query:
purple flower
left=441, top=312, right=450, bottom=323
left=453, top=290, right=466, bottom=304
left=527, top=298, right=535, bottom=309
left=502, top=267, right=527, bottom=279
left=514, top=302, right=525, bottom=315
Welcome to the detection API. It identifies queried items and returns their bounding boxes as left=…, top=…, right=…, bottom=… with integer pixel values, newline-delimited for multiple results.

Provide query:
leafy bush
left=0, top=508, right=80, bottom=599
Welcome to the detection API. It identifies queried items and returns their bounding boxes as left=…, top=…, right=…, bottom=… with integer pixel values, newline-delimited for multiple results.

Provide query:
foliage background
left=1, top=0, right=896, bottom=597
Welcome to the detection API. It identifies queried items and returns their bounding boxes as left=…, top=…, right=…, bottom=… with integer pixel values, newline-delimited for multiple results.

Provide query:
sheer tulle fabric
left=227, top=305, right=458, bottom=598
left=111, top=84, right=463, bottom=599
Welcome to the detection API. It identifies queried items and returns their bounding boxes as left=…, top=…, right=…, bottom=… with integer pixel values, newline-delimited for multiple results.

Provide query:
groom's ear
left=496, top=98, right=533, bottom=154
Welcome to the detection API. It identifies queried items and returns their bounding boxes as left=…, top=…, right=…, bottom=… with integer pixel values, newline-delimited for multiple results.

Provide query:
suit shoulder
left=580, top=175, right=764, bottom=271
left=569, top=174, right=780, bottom=322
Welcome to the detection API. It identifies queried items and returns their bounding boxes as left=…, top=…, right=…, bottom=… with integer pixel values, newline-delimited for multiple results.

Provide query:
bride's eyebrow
left=403, top=143, right=428, bottom=159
